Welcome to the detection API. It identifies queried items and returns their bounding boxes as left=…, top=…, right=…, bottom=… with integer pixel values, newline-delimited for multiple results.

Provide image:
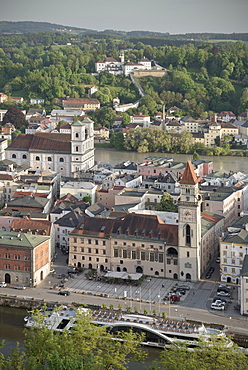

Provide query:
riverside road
left=1, top=248, right=247, bottom=336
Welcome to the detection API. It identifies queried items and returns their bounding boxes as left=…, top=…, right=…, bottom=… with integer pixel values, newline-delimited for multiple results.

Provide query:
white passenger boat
left=24, top=306, right=233, bottom=349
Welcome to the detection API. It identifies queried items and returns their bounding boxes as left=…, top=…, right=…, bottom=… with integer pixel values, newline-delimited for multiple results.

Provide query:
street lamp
left=158, top=292, right=161, bottom=317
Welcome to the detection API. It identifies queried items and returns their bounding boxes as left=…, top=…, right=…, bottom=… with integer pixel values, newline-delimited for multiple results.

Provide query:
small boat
left=24, top=306, right=233, bottom=350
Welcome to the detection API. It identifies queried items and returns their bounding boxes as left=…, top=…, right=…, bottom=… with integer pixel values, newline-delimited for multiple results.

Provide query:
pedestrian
left=162, top=284, right=165, bottom=288
left=193, top=291, right=195, bottom=295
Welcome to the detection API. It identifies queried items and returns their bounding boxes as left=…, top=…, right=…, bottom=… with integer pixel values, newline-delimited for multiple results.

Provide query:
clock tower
left=177, top=161, right=202, bottom=281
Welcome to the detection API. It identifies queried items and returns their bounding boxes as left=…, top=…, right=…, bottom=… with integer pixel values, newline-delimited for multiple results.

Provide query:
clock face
left=183, top=210, right=193, bottom=220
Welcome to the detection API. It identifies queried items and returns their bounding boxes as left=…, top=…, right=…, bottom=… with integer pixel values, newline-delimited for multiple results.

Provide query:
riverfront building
left=69, top=162, right=222, bottom=282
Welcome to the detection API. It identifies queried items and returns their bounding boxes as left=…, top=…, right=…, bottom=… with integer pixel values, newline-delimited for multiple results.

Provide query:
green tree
left=110, top=131, right=125, bottom=150
left=156, top=193, right=178, bottom=212
left=2, top=106, right=27, bottom=128
left=82, top=195, right=91, bottom=204
left=152, top=336, right=248, bottom=370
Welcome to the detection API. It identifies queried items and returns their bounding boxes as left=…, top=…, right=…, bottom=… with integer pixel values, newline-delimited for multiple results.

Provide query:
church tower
left=70, top=117, right=95, bottom=176
left=177, top=161, right=202, bottom=281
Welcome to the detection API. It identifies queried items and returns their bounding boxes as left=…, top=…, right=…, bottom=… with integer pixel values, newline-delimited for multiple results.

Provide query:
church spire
left=180, top=161, right=198, bottom=185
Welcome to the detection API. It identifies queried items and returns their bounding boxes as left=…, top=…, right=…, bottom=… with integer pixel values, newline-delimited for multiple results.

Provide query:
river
left=95, top=148, right=247, bottom=172
left=0, top=306, right=160, bottom=369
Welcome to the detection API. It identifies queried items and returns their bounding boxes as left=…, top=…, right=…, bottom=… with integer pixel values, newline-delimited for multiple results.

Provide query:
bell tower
left=177, top=161, right=202, bottom=281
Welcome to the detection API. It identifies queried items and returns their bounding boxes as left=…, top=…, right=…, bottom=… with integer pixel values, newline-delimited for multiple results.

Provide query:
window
left=12, top=154, right=16, bottom=158
left=5, top=254, right=10, bottom=259
left=81, top=247, right=84, bottom=252
left=74, top=238, right=77, bottom=243
left=187, top=251, right=190, bottom=258
left=48, top=157, right=52, bottom=161
left=75, top=133, right=79, bottom=138
left=186, top=225, right=191, bottom=246
left=73, top=255, right=77, bottom=259
left=141, top=244, right=145, bottom=248
left=223, top=258, right=227, bottom=263
left=132, top=251, right=136, bottom=259
left=95, top=249, right=99, bottom=254
left=102, top=250, right=106, bottom=255
left=132, top=243, right=135, bottom=247
left=141, top=251, right=145, bottom=260
left=95, top=240, right=98, bottom=245
left=159, top=254, right=163, bottom=263
left=75, top=146, right=79, bottom=152
left=14, top=255, right=20, bottom=260
left=240, top=252, right=243, bottom=258
left=74, top=247, right=77, bottom=252
left=223, top=267, right=227, bottom=272
left=88, top=248, right=91, bottom=253
left=174, top=259, right=178, bottom=265
left=5, top=265, right=10, bottom=269
left=232, top=268, right=235, bottom=273
left=35, top=156, right=40, bottom=161
left=81, top=238, right=84, bottom=243
left=102, top=241, right=106, bottom=246
left=114, top=249, right=118, bottom=258
left=24, top=256, right=30, bottom=261
left=96, top=258, right=99, bottom=262
left=123, top=250, right=127, bottom=258
left=167, top=258, right=171, bottom=264
left=231, top=259, right=235, bottom=264
left=59, top=158, right=64, bottom=162
left=82, top=256, right=85, bottom=260
left=105, top=259, right=108, bottom=263
left=22, top=154, right=27, bottom=159
left=89, top=257, right=92, bottom=261
left=88, top=239, right=91, bottom=244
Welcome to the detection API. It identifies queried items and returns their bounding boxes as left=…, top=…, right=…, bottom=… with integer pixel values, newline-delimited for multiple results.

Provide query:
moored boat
left=24, top=306, right=233, bottom=350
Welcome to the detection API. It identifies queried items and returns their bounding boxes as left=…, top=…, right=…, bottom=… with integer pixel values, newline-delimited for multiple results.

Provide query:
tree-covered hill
left=0, top=21, right=248, bottom=43
left=0, top=21, right=94, bottom=34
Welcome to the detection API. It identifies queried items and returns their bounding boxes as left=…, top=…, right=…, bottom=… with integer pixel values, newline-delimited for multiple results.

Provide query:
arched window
left=166, top=247, right=178, bottom=257
left=12, top=154, right=16, bottom=159
left=22, top=154, right=27, bottom=159
left=75, top=133, right=79, bottom=138
left=59, top=157, right=64, bottom=162
left=186, top=225, right=191, bottom=246
left=48, top=157, right=52, bottom=162
left=35, top=156, right=40, bottom=161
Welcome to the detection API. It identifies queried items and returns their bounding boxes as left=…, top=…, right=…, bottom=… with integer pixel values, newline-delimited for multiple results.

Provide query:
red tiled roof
left=12, top=218, right=51, bottom=235
left=12, top=191, right=48, bottom=199
left=180, top=161, right=199, bottom=185
left=7, top=132, right=71, bottom=153
left=201, top=213, right=222, bottom=224
left=73, top=213, right=178, bottom=245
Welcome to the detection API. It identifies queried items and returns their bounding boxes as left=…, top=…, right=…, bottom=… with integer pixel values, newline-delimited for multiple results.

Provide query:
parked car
left=14, top=285, right=26, bottom=290
left=217, top=291, right=230, bottom=297
left=216, top=257, right=220, bottom=263
left=0, top=282, right=7, bottom=287
left=211, top=301, right=225, bottom=310
left=177, top=285, right=190, bottom=291
left=58, top=290, right=70, bottom=296
left=218, top=284, right=230, bottom=290
left=169, top=294, right=180, bottom=302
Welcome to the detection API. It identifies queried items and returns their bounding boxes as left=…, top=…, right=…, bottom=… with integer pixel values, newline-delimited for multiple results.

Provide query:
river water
left=95, top=148, right=247, bottom=172
left=0, top=149, right=246, bottom=368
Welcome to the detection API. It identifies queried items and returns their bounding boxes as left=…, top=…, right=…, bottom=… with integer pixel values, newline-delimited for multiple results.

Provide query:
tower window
left=186, top=225, right=191, bottom=246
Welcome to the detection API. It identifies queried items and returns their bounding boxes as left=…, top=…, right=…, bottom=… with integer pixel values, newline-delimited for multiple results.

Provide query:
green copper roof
left=0, top=231, right=49, bottom=249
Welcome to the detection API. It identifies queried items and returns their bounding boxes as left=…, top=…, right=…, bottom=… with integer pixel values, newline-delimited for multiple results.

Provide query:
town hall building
left=69, top=162, right=223, bottom=281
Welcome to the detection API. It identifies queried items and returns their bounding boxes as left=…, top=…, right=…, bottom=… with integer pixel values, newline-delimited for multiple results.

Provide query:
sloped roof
left=72, top=213, right=178, bottom=245
left=180, top=161, right=199, bottom=185
left=7, top=132, right=71, bottom=153
left=11, top=218, right=51, bottom=235
left=0, top=230, right=49, bottom=249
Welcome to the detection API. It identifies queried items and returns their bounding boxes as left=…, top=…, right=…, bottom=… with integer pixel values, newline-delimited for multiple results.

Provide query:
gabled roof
left=54, top=207, right=85, bottom=227
left=72, top=213, right=178, bottom=245
left=11, top=218, right=51, bottom=235
left=0, top=230, right=49, bottom=248
left=180, top=161, right=199, bottom=185
left=7, top=132, right=71, bottom=153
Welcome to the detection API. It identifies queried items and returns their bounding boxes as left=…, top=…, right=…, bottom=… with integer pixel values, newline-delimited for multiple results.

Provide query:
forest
left=0, top=31, right=247, bottom=122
